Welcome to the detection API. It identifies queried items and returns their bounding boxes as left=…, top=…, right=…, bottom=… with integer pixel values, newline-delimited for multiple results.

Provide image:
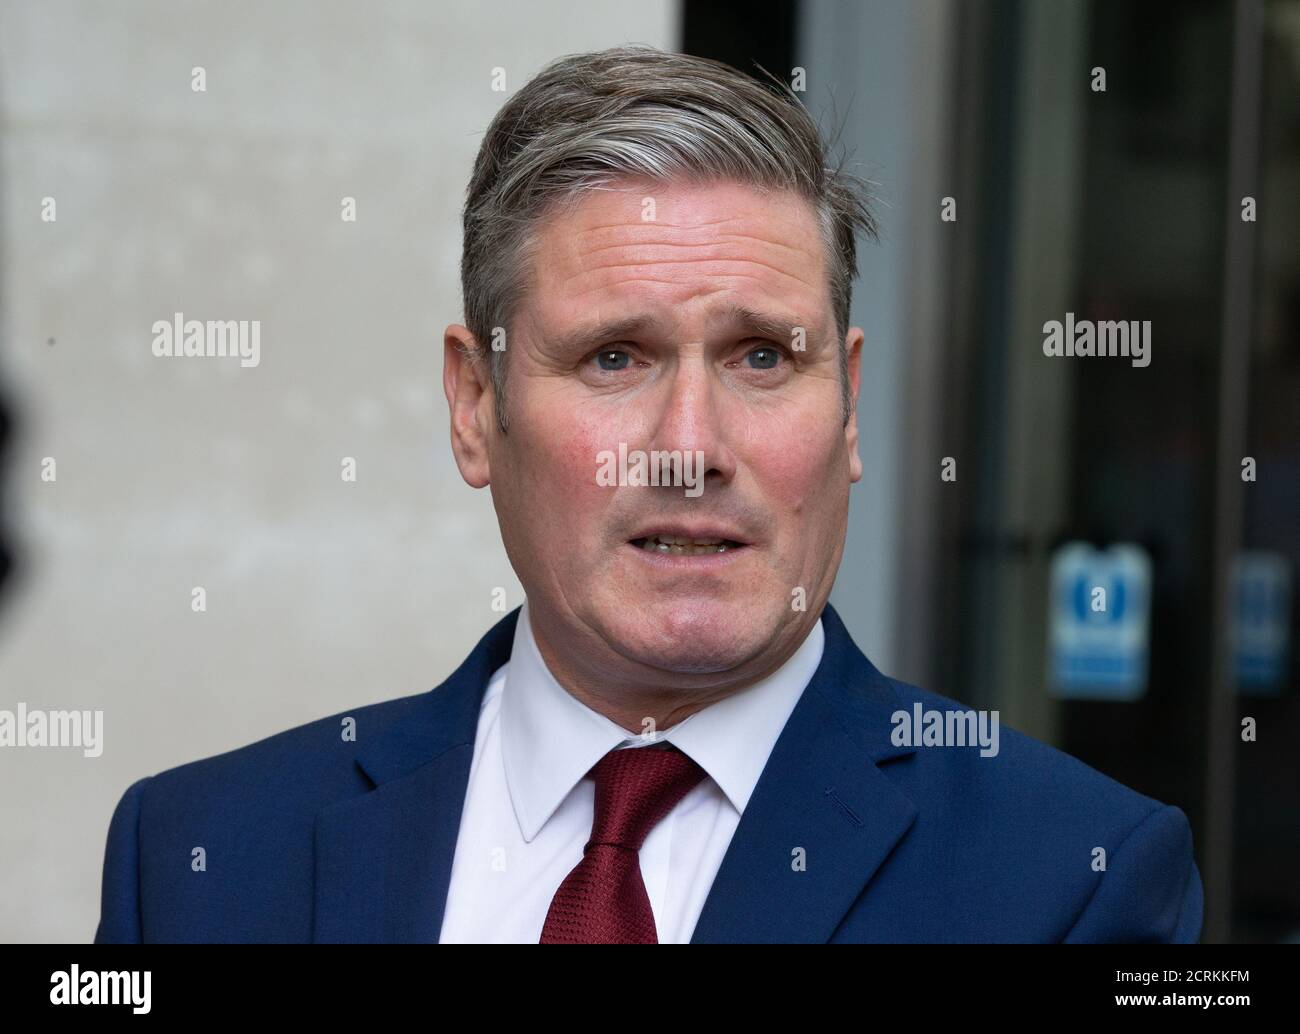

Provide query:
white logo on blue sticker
left=1048, top=542, right=1152, bottom=700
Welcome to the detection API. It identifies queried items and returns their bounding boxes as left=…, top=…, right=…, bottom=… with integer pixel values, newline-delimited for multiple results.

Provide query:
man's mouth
left=628, top=534, right=747, bottom=556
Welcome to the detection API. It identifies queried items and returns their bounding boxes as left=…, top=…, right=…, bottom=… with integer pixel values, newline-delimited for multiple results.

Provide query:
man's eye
left=745, top=345, right=786, bottom=370
left=593, top=349, right=631, bottom=371
left=589, top=345, right=786, bottom=373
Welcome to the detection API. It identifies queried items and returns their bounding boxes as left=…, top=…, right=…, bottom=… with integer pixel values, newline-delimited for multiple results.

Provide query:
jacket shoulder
left=135, top=688, right=437, bottom=815
left=97, top=688, right=455, bottom=942
left=850, top=677, right=1199, bottom=941
left=884, top=677, right=1167, bottom=826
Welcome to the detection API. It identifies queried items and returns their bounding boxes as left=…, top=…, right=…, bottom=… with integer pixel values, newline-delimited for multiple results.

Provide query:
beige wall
left=0, top=0, right=675, bottom=943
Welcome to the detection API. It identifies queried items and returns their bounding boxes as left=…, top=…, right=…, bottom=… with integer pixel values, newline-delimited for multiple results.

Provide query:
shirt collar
left=500, top=596, right=825, bottom=842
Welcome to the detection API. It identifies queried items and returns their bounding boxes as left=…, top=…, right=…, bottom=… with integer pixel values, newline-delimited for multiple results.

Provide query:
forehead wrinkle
left=540, top=190, right=827, bottom=304
left=572, top=215, right=741, bottom=236
left=567, top=205, right=814, bottom=242
left=560, top=196, right=819, bottom=252
left=554, top=254, right=823, bottom=296
left=575, top=231, right=812, bottom=263
left=571, top=209, right=804, bottom=235
left=718, top=230, right=817, bottom=259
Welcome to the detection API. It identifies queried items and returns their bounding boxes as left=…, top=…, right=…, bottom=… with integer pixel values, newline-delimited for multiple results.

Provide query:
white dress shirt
left=437, top=596, right=826, bottom=943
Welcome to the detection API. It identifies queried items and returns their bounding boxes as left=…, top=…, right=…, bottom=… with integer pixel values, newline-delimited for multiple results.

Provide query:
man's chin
left=599, top=602, right=769, bottom=675
left=619, top=640, right=757, bottom=675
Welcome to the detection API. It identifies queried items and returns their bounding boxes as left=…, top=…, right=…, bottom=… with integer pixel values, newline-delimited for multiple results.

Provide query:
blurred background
left=0, top=0, right=1295, bottom=943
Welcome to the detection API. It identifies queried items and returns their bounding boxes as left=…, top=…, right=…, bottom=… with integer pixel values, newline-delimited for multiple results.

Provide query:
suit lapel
left=312, top=607, right=520, bottom=943
left=690, top=603, right=918, bottom=943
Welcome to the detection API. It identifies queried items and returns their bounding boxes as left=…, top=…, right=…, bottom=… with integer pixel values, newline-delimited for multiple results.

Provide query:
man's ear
left=844, top=327, right=864, bottom=483
left=443, top=324, right=493, bottom=488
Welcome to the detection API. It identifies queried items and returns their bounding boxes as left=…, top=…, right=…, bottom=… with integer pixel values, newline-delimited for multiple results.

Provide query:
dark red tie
left=539, top=743, right=707, bottom=944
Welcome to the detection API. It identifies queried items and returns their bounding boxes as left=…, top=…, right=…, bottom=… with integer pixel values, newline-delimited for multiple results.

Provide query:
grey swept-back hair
left=459, top=44, right=879, bottom=434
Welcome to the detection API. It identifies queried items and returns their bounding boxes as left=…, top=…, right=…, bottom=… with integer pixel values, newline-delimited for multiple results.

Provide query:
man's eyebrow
left=725, top=306, right=820, bottom=345
left=549, top=314, right=662, bottom=354
left=548, top=306, right=821, bottom=353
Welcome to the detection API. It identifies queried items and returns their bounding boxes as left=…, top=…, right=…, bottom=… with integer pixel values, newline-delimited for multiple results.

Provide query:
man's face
left=448, top=176, right=863, bottom=687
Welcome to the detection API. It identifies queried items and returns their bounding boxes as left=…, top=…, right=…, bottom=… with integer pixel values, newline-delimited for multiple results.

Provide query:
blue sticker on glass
left=1048, top=542, right=1152, bottom=700
left=1232, top=551, right=1292, bottom=695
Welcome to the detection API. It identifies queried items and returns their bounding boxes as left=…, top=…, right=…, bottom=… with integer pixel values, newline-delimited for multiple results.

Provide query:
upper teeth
left=638, top=534, right=733, bottom=554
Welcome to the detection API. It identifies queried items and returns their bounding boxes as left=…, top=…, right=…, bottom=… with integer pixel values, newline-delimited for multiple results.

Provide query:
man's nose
left=645, top=354, right=736, bottom=484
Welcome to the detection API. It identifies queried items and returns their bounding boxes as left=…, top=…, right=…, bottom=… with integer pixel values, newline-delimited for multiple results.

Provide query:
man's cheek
left=755, top=435, right=826, bottom=492
left=540, top=424, right=608, bottom=492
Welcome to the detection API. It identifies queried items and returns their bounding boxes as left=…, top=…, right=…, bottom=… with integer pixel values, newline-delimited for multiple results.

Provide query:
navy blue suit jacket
left=94, top=602, right=1203, bottom=942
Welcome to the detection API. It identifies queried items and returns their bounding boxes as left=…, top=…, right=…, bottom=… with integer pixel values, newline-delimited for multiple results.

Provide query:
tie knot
left=586, top=744, right=707, bottom=852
